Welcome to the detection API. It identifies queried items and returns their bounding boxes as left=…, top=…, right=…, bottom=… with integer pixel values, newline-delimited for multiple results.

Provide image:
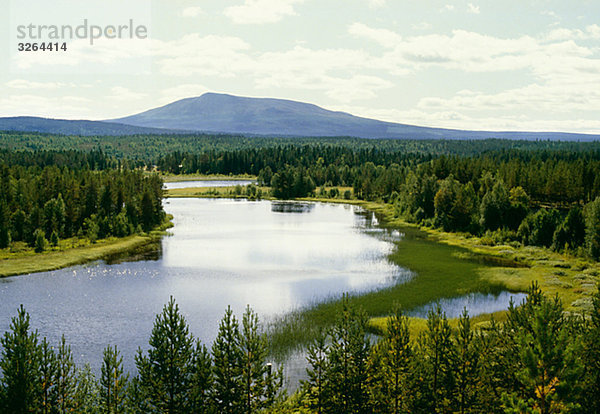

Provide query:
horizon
left=1, top=0, right=599, bottom=134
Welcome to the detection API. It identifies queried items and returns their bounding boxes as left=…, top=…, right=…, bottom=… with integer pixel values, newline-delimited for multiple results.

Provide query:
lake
left=0, top=185, right=525, bottom=379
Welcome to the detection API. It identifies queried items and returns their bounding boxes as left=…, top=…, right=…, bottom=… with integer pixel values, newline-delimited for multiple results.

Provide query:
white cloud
left=6, top=79, right=64, bottom=89
left=0, top=94, right=93, bottom=119
left=181, top=7, right=203, bottom=18
left=412, top=22, right=432, bottom=31
left=224, top=0, right=303, bottom=24
left=107, top=87, right=147, bottom=101
left=367, top=0, right=386, bottom=9
left=467, top=3, right=480, bottom=14
left=348, top=22, right=401, bottom=48
left=159, top=84, right=210, bottom=105
left=441, top=4, right=454, bottom=12
left=545, top=24, right=600, bottom=41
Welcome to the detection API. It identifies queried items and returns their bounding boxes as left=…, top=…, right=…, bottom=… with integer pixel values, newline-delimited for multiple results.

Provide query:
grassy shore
left=160, top=173, right=256, bottom=183
left=0, top=218, right=173, bottom=278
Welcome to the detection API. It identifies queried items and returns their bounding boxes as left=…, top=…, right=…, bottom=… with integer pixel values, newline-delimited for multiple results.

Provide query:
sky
left=1, top=0, right=600, bottom=133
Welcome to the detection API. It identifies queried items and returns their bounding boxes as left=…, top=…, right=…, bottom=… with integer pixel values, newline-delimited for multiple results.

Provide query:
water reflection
left=271, top=202, right=315, bottom=213
left=406, top=291, right=528, bottom=319
left=0, top=198, right=403, bottom=374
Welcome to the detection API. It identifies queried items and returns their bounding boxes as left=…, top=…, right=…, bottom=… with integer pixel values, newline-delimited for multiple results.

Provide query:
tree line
left=293, top=284, right=600, bottom=413
left=0, top=157, right=164, bottom=250
left=0, top=299, right=284, bottom=413
left=1, top=285, right=599, bottom=413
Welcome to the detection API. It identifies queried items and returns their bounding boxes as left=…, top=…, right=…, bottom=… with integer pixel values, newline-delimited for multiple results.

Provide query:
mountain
left=0, top=116, right=187, bottom=136
left=111, top=93, right=599, bottom=141
left=1, top=93, right=598, bottom=140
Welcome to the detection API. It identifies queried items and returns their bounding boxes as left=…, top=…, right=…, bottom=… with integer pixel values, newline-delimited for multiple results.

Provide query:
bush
left=33, top=228, right=47, bottom=253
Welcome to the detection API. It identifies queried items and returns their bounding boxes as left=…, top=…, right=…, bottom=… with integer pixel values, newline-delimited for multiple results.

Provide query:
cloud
left=159, top=84, right=210, bottom=105
left=545, top=24, right=600, bottom=41
left=181, top=7, right=203, bottom=18
left=6, top=79, right=64, bottom=89
left=0, top=94, right=93, bottom=119
left=107, top=86, right=147, bottom=101
left=367, top=0, right=386, bottom=8
left=224, top=0, right=303, bottom=24
left=467, top=3, right=480, bottom=14
left=441, top=4, right=454, bottom=12
left=412, top=22, right=432, bottom=31
left=348, top=22, right=401, bottom=48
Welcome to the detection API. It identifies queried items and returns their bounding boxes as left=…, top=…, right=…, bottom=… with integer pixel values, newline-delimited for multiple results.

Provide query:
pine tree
left=383, top=305, right=412, bottom=414
left=240, top=305, right=277, bottom=413
left=189, top=341, right=213, bottom=414
left=100, top=345, right=129, bottom=414
left=55, top=335, right=78, bottom=413
left=303, top=328, right=329, bottom=414
left=39, top=337, right=57, bottom=414
left=212, top=306, right=243, bottom=414
left=582, top=284, right=600, bottom=413
left=74, top=364, right=99, bottom=414
left=422, top=304, right=455, bottom=413
left=135, top=297, right=195, bottom=413
left=454, top=308, right=479, bottom=414
left=327, top=295, right=371, bottom=414
left=0, top=305, right=42, bottom=413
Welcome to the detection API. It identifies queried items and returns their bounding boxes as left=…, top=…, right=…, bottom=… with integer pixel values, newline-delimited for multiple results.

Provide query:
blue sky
left=2, top=0, right=600, bottom=133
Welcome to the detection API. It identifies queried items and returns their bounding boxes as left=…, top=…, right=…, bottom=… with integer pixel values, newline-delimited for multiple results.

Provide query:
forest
left=0, top=149, right=164, bottom=251
left=1, top=133, right=600, bottom=412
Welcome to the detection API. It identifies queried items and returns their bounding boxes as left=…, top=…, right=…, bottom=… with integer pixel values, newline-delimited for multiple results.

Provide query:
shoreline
left=164, top=187, right=599, bottom=342
left=0, top=218, right=173, bottom=278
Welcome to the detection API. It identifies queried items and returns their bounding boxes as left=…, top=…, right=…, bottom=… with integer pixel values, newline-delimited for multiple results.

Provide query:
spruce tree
left=0, top=305, right=42, bottom=413
left=135, top=297, right=195, bottom=413
left=100, top=345, right=129, bottom=414
left=212, top=306, right=243, bottom=414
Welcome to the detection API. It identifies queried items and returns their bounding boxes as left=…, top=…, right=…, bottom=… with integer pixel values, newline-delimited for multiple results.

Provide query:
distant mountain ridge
left=0, top=93, right=598, bottom=141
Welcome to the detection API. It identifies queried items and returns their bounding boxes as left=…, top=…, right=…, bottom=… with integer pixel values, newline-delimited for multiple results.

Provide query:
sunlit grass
left=0, top=217, right=173, bottom=277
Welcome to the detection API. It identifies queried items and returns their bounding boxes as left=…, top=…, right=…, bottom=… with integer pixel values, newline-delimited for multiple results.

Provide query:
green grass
left=0, top=218, right=173, bottom=277
left=160, top=173, right=257, bottom=182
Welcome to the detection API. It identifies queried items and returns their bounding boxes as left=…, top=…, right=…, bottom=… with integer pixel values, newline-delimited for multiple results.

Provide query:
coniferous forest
left=1, top=133, right=600, bottom=412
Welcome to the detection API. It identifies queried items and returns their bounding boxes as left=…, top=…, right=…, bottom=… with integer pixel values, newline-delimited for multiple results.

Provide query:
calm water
left=0, top=195, right=524, bottom=377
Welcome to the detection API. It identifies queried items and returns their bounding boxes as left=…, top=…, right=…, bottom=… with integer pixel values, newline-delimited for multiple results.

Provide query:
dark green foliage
left=55, top=335, right=78, bottom=412
left=0, top=155, right=164, bottom=247
left=480, top=180, right=510, bottom=231
left=135, top=297, right=197, bottom=413
left=100, top=345, right=128, bottom=414
left=302, top=328, right=329, bottom=414
left=552, top=207, right=586, bottom=251
left=585, top=197, right=600, bottom=259
left=0, top=305, right=41, bottom=413
left=326, top=296, right=371, bottom=414
left=34, top=228, right=47, bottom=252
left=581, top=285, right=600, bottom=413
left=212, top=306, right=243, bottom=413
left=518, top=209, right=561, bottom=247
